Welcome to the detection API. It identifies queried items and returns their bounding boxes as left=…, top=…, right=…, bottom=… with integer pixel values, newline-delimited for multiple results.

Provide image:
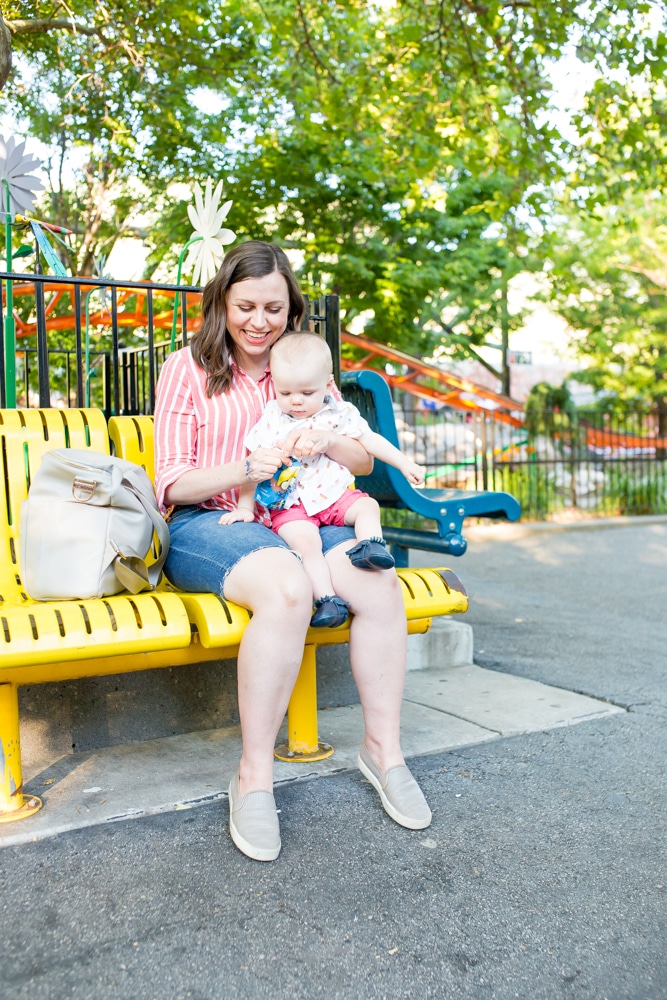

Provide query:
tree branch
left=466, top=344, right=502, bottom=379
left=427, top=313, right=503, bottom=379
left=4, top=17, right=107, bottom=40
left=295, top=2, right=339, bottom=85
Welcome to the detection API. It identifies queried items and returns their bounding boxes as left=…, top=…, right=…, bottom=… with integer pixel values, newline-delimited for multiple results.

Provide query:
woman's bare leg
left=224, top=547, right=312, bottom=795
left=325, top=542, right=406, bottom=771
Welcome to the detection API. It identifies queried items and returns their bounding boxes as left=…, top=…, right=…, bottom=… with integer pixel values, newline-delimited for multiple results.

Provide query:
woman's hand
left=244, top=446, right=288, bottom=483
left=163, top=448, right=289, bottom=506
left=279, top=429, right=372, bottom=474
left=281, top=428, right=333, bottom=459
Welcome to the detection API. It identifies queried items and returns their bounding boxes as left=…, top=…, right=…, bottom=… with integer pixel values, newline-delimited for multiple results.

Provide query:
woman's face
left=226, top=271, right=290, bottom=368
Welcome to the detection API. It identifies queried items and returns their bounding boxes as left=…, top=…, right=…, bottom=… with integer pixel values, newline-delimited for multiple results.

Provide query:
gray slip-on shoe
left=228, top=771, right=281, bottom=862
left=357, top=743, right=432, bottom=830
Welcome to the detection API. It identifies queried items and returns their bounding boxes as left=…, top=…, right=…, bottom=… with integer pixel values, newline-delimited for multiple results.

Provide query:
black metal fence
left=392, top=390, right=667, bottom=519
left=1, top=271, right=340, bottom=416
left=3, top=271, right=666, bottom=519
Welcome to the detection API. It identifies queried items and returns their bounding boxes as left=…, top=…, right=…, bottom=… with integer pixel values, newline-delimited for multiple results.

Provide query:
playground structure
left=340, top=329, right=522, bottom=420
left=3, top=276, right=667, bottom=458
left=7, top=278, right=188, bottom=342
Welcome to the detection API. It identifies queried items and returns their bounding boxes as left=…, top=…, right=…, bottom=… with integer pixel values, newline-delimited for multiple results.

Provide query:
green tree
left=3, top=0, right=667, bottom=391
left=1, top=0, right=261, bottom=273
left=542, top=191, right=667, bottom=431
left=200, top=0, right=667, bottom=384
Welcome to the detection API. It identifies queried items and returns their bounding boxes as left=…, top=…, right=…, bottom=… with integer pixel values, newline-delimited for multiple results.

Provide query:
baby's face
left=271, top=359, right=332, bottom=419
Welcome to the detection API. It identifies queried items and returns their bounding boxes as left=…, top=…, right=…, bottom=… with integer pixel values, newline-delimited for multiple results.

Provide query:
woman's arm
left=163, top=461, right=248, bottom=505
left=155, top=351, right=286, bottom=506
left=164, top=448, right=287, bottom=505
left=281, top=427, right=373, bottom=475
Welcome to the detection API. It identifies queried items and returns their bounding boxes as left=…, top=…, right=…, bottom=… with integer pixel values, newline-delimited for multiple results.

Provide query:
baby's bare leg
left=343, top=496, right=384, bottom=540
left=277, top=520, right=335, bottom=600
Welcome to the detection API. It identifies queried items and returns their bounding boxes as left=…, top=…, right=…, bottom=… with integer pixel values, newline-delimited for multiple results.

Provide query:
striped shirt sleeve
left=154, top=350, right=199, bottom=509
left=154, top=347, right=274, bottom=522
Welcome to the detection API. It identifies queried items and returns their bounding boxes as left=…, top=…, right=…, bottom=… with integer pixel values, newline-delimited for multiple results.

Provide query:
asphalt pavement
left=1, top=516, right=665, bottom=1000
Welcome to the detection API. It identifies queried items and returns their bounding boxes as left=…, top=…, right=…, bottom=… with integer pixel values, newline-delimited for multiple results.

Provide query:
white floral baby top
left=244, top=396, right=371, bottom=516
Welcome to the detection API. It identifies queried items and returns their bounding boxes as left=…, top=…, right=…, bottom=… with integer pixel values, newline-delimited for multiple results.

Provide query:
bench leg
left=388, top=543, right=409, bottom=568
left=274, top=644, right=334, bottom=762
left=0, top=683, right=43, bottom=823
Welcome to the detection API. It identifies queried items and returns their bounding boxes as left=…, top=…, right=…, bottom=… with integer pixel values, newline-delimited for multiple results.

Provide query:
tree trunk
left=0, top=17, right=11, bottom=91
left=500, top=276, right=511, bottom=397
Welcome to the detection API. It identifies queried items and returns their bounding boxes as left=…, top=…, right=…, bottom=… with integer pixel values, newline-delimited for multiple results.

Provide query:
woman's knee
left=275, top=560, right=313, bottom=609
left=348, top=564, right=403, bottom=616
left=226, top=548, right=312, bottom=612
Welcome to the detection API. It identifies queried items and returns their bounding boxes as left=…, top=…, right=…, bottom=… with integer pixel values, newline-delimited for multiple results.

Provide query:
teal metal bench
left=341, top=369, right=521, bottom=565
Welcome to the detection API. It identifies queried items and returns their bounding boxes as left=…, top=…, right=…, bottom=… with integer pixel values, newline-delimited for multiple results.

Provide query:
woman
left=154, top=240, right=431, bottom=862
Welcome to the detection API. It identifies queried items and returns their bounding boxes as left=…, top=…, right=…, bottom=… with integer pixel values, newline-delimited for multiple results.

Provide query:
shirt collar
left=231, top=358, right=271, bottom=382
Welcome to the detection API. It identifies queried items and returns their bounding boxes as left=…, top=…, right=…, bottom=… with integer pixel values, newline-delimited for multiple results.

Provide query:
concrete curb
left=407, top=619, right=473, bottom=671
left=2, top=655, right=624, bottom=849
left=464, top=513, right=667, bottom=541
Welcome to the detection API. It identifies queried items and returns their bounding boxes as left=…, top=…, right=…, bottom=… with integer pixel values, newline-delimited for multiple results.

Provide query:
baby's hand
left=218, top=508, right=254, bottom=525
left=402, top=460, right=426, bottom=487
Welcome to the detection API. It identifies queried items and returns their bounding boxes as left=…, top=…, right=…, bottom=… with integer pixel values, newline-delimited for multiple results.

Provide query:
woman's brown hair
left=190, top=241, right=307, bottom=396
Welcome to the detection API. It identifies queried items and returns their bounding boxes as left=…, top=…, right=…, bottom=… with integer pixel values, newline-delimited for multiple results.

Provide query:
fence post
left=569, top=418, right=578, bottom=509
left=480, top=416, right=489, bottom=491
left=0, top=280, right=5, bottom=407
left=302, top=295, right=341, bottom=386
left=325, top=295, right=341, bottom=387
left=73, top=284, right=84, bottom=406
left=34, top=278, right=51, bottom=408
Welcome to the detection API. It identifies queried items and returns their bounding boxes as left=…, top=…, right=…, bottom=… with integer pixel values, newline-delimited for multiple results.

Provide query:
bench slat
left=108, top=414, right=155, bottom=481
left=0, top=591, right=192, bottom=669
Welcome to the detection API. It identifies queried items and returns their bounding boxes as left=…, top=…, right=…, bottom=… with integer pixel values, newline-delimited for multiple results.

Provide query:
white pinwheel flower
left=183, top=178, right=236, bottom=286
left=0, top=134, right=44, bottom=217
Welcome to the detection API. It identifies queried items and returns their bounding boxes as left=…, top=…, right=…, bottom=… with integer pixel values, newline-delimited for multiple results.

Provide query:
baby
left=220, top=333, right=425, bottom=627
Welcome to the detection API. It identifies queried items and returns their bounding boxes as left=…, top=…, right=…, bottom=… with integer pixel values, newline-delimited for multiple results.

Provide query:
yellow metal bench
left=0, top=408, right=469, bottom=823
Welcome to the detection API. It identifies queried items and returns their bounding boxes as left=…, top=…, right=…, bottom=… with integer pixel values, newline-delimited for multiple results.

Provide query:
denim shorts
left=164, top=505, right=356, bottom=597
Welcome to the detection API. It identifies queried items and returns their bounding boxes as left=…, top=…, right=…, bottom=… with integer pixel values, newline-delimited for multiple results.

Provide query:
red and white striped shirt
left=154, top=347, right=276, bottom=523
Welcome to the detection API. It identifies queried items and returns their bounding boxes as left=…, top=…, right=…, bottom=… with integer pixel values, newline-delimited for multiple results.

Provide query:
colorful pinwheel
left=1, top=135, right=46, bottom=407
left=0, top=135, right=44, bottom=218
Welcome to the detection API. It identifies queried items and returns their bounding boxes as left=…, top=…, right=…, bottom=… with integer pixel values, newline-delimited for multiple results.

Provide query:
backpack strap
left=111, top=474, right=171, bottom=594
